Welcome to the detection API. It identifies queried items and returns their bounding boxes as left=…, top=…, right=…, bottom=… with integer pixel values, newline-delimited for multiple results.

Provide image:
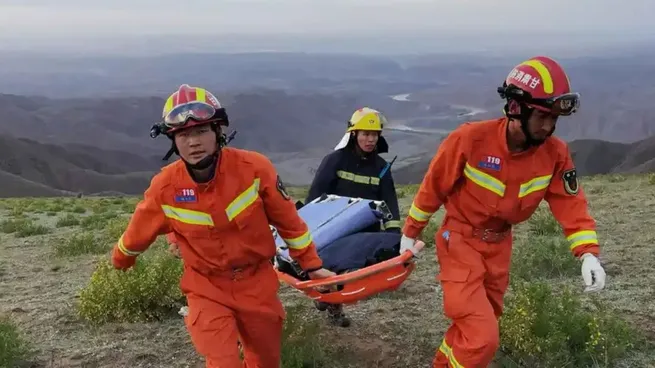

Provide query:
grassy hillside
left=1, top=174, right=654, bottom=367
left=0, top=170, right=71, bottom=198
left=0, top=134, right=161, bottom=196
left=569, top=136, right=655, bottom=175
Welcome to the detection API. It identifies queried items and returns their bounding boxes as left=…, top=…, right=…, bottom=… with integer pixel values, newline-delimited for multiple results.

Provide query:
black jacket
left=305, top=147, right=401, bottom=232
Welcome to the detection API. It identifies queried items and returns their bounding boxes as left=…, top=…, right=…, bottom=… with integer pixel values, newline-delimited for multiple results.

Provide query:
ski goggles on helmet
left=163, top=102, right=220, bottom=128
left=499, top=84, right=580, bottom=116
left=150, top=102, right=229, bottom=138
left=529, top=92, right=580, bottom=116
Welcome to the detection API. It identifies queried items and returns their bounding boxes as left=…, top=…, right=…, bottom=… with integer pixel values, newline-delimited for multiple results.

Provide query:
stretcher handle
left=288, top=243, right=424, bottom=290
left=308, top=194, right=385, bottom=208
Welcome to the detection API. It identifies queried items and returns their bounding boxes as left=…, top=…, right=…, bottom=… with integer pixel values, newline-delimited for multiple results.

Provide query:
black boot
left=314, top=300, right=328, bottom=311
left=326, top=304, right=351, bottom=327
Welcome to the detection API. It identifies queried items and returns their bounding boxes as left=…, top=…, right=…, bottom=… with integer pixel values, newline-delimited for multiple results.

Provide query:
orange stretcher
left=274, top=244, right=424, bottom=305
left=272, top=194, right=425, bottom=305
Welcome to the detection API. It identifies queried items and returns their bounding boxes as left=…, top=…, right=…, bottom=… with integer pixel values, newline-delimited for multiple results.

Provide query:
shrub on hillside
left=510, top=236, right=579, bottom=281
left=76, top=240, right=184, bottom=324
left=15, top=221, right=50, bottom=238
left=44, top=199, right=66, bottom=213
left=499, top=281, right=641, bottom=367
left=55, top=231, right=108, bottom=257
left=607, top=174, right=627, bottom=183
left=120, top=198, right=139, bottom=213
left=24, top=200, right=44, bottom=213
left=56, top=214, right=80, bottom=227
left=0, top=218, right=26, bottom=234
left=395, top=184, right=420, bottom=200
left=0, top=315, right=32, bottom=367
left=111, top=198, right=127, bottom=205
left=1, top=199, right=29, bottom=216
left=81, top=212, right=118, bottom=230
left=527, top=207, right=562, bottom=237
left=280, top=304, right=331, bottom=368
left=90, top=199, right=112, bottom=213
left=70, top=205, right=86, bottom=214
left=418, top=219, right=441, bottom=248
left=9, top=207, right=25, bottom=217
left=648, top=173, right=655, bottom=185
left=0, top=218, right=50, bottom=238
left=103, top=216, right=130, bottom=241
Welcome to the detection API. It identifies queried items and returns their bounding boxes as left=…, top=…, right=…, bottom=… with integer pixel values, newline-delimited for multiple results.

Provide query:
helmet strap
left=162, top=142, right=177, bottom=161
left=186, top=151, right=218, bottom=171
left=162, top=122, right=225, bottom=182
left=183, top=151, right=218, bottom=183
left=504, top=100, right=545, bottom=149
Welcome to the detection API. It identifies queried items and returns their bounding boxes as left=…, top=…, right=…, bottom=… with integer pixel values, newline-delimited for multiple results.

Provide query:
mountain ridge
left=2, top=51, right=655, bottom=196
left=2, top=130, right=654, bottom=197
left=393, top=135, right=655, bottom=185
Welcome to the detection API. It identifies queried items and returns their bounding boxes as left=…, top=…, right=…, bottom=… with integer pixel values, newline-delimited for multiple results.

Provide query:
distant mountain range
left=1, top=50, right=654, bottom=196
left=2, top=129, right=654, bottom=198
left=393, top=135, right=655, bottom=185
left=0, top=135, right=157, bottom=197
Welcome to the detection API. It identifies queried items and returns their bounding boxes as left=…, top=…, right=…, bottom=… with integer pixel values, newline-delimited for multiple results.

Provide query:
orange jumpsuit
left=111, top=147, right=323, bottom=368
left=403, top=117, right=600, bottom=368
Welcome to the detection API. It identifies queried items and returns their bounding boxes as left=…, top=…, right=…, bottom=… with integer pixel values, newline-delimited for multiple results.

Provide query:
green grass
left=0, top=315, right=32, bottom=367
left=0, top=218, right=50, bottom=238
left=0, top=174, right=653, bottom=367
left=54, top=231, right=108, bottom=257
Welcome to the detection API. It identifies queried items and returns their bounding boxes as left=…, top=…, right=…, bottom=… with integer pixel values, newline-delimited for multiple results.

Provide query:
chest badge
left=478, top=155, right=502, bottom=171
left=175, top=188, right=198, bottom=203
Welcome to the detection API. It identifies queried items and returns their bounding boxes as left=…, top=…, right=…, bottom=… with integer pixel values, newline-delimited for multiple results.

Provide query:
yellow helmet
left=334, top=107, right=389, bottom=153
left=346, top=107, right=387, bottom=132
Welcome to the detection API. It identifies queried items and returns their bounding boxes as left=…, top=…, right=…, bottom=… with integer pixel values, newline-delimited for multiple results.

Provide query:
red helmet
left=159, top=84, right=229, bottom=135
left=498, top=56, right=579, bottom=116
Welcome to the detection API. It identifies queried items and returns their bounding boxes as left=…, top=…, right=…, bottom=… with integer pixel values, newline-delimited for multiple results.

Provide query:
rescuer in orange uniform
left=400, top=56, right=607, bottom=367
left=110, top=84, right=336, bottom=368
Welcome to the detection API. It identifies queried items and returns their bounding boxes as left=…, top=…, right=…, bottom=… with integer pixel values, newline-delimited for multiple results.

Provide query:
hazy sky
left=1, top=0, right=653, bottom=37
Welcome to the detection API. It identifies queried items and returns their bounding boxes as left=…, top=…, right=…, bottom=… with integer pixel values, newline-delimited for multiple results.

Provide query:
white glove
left=400, top=235, right=419, bottom=256
left=580, top=253, right=606, bottom=292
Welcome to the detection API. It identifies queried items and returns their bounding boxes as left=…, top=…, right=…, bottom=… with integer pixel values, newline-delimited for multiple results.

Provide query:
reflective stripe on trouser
left=181, top=263, right=285, bottom=368
left=432, top=222, right=512, bottom=368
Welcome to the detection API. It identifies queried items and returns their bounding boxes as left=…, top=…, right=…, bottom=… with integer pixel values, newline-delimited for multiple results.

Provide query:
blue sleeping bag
left=317, top=232, right=401, bottom=274
left=273, top=194, right=399, bottom=276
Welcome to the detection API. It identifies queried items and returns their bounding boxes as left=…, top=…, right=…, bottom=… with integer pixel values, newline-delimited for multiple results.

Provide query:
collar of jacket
left=345, top=146, right=376, bottom=165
